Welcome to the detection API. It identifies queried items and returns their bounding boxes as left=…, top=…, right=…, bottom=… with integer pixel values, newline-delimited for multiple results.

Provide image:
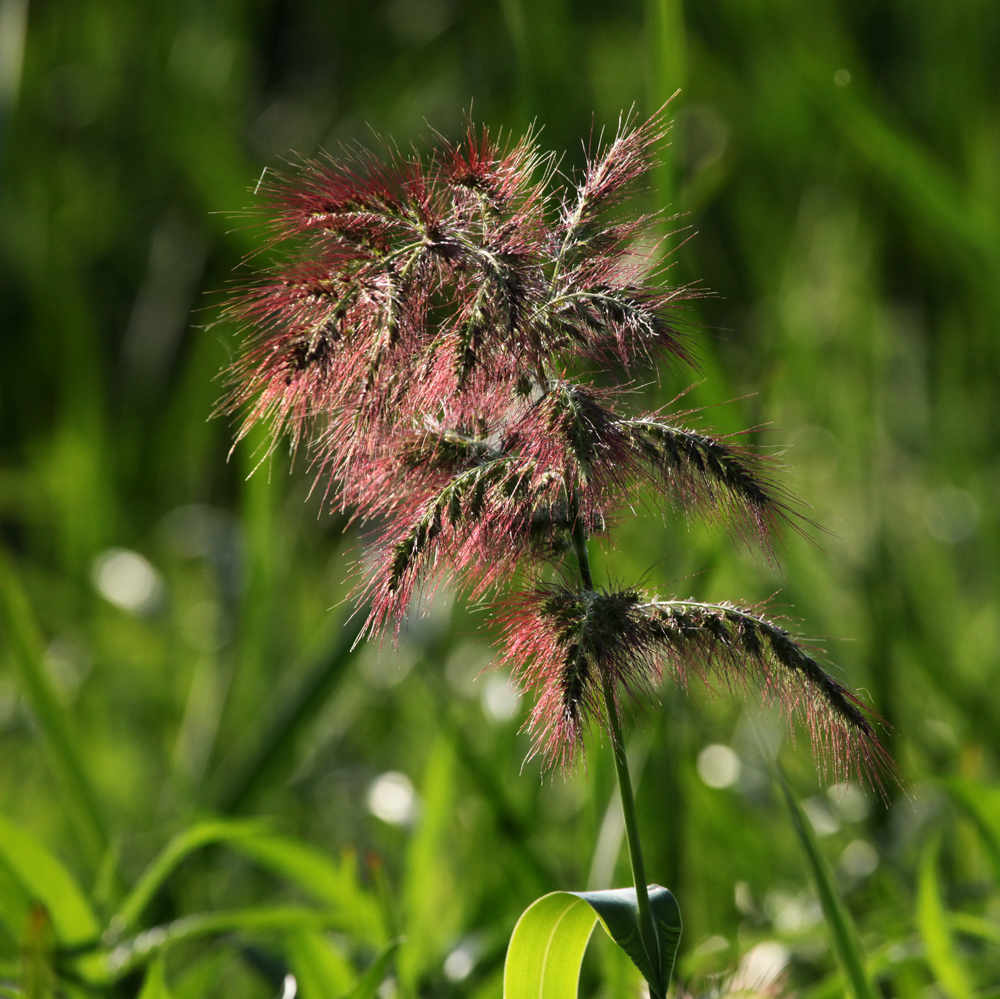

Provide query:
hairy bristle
left=496, top=586, right=892, bottom=788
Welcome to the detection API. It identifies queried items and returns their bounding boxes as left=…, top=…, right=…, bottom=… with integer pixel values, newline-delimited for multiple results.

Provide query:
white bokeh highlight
left=482, top=674, right=521, bottom=722
left=841, top=839, right=879, bottom=879
left=367, top=771, right=417, bottom=826
left=91, top=548, right=163, bottom=615
left=728, top=942, right=789, bottom=993
left=697, top=744, right=741, bottom=788
left=443, top=942, right=477, bottom=982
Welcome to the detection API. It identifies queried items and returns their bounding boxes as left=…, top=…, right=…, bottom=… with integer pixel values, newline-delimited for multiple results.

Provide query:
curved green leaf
left=579, top=887, right=680, bottom=996
left=504, top=893, right=597, bottom=999
left=114, top=820, right=266, bottom=932
left=503, top=887, right=681, bottom=999
left=0, top=814, right=98, bottom=947
left=85, top=906, right=351, bottom=983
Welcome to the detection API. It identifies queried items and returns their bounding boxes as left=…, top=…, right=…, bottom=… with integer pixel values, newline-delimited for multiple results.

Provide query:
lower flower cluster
left=497, top=586, right=889, bottom=786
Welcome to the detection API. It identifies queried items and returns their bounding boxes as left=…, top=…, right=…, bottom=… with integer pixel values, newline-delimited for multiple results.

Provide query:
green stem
left=571, top=516, right=594, bottom=590
left=601, top=672, right=660, bottom=989
left=571, top=518, right=661, bottom=990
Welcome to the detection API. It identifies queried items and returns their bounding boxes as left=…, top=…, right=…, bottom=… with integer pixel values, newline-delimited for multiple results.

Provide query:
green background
left=1, top=0, right=998, bottom=995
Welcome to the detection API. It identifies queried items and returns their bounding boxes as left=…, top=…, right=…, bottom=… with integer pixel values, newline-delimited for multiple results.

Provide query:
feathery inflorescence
left=496, top=586, right=890, bottom=787
left=222, top=110, right=889, bottom=785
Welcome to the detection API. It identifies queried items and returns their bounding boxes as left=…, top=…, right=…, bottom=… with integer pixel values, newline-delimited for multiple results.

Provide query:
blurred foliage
left=0, top=0, right=998, bottom=996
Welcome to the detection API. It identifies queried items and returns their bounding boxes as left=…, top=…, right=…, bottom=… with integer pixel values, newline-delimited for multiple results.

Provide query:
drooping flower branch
left=496, top=586, right=891, bottom=785
left=221, top=110, right=888, bottom=788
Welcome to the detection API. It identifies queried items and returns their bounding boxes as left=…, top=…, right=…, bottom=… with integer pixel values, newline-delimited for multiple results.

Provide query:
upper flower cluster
left=222, top=112, right=888, bottom=784
left=224, top=114, right=791, bottom=622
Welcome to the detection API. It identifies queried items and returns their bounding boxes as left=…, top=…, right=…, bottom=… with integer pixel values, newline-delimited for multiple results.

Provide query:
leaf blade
left=233, top=836, right=384, bottom=946
left=778, top=770, right=876, bottom=999
left=0, top=813, right=99, bottom=947
left=341, top=938, right=402, bottom=999
left=574, top=886, right=681, bottom=997
left=503, top=893, right=598, bottom=999
left=285, top=928, right=355, bottom=999
left=89, top=906, right=356, bottom=983
left=918, top=836, right=973, bottom=999
left=0, top=553, right=106, bottom=866
left=138, top=958, right=176, bottom=999
left=114, top=820, right=266, bottom=932
left=503, top=887, right=681, bottom=999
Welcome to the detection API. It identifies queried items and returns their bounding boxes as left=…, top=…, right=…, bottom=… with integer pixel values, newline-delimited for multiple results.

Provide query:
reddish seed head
left=221, top=110, right=889, bottom=786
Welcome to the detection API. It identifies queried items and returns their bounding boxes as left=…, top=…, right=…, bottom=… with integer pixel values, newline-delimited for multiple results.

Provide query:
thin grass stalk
left=498, top=0, right=534, bottom=128
left=571, top=520, right=661, bottom=993
left=644, top=0, right=685, bottom=214
left=0, top=551, right=106, bottom=869
left=777, top=766, right=876, bottom=999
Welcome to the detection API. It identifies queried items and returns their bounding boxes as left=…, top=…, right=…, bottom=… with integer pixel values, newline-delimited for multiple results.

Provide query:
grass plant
left=0, top=2, right=998, bottom=997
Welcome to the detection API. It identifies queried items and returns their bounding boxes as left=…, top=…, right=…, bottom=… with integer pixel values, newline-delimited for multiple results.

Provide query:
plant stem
left=601, top=671, right=661, bottom=989
left=571, top=515, right=594, bottom=590
left=571, top=519, right=661, bottom=990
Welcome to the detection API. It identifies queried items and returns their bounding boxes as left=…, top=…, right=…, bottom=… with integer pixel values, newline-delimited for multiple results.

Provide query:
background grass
left=1, top=1, right=998, bottom=996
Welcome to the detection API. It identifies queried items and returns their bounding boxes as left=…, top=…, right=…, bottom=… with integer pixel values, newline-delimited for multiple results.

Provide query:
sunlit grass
left=0, top=1, right=997, bottom=995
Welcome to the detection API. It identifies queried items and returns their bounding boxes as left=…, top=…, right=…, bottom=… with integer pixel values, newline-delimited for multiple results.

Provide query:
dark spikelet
left=505, top=388, right=805, bottom=554
left=559, top=109, right=668, bottom=247
left=398, top=427, right=500, bottom=471
left=495, top=586, right=892, bottom=789
left=619, top=417, right=805, bottom=555
left=354, top=455, right=577, bottom=641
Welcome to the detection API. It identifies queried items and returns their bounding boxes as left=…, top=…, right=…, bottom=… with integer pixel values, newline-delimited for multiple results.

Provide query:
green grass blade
left=116, top=822, right=382, bottom=945
left=941, top=777, right=1000, bottom=878
left=0, top=814, right=99, bottom=947
left=231, top=836, right=384, bottom=945
left=286, top=929, right=355, bottom=998
left=400, top=736, right=458, bottom=992
left=498, top=0, right=533, bottom=126
left=138, top=958, right=175, bottom=999
left=341, top=939, right=402, bottom=999
left=0, top=551, right=106, bottom=866
left=21, top=904, right=55, bottom=999
left=211, top=613, right=364, bottom=814
left=644, top=0, right=685, bottom=211
left=800, top=50, right=999, bottom=273
left=0, top=845, right=32, bottom=941
left=430, top=678, right=556, bottom=892
left=113, top=820, right=266, bottom=933
left=503, top=893, right=599, bottom=999
left=917, top=836, right=973, bottom=999
left=86, top=906, right=355, bottom=982
left=949, top=912, right=1000, bottom=946
left=777, top=770, right=875, bottom=999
